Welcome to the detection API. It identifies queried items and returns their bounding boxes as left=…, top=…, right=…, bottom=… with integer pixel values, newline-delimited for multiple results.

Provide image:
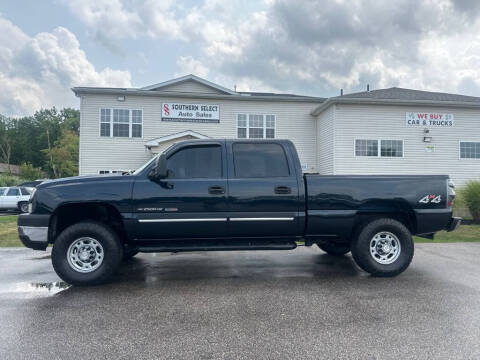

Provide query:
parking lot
left=1, top=244, right=480, bottom=359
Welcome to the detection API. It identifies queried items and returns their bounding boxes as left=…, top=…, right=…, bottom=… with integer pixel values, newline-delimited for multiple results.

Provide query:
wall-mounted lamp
left=117, top=95, right=125, bottom=102
left=423, top=136, right=432, bottom=143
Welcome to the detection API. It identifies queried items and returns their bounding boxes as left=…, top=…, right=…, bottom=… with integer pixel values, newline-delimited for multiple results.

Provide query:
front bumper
left=17, top=214, right=50, bottom=250
left=446, top=217, right=462, bottom=232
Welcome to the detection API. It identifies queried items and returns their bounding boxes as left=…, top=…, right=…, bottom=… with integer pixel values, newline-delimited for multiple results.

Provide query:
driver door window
left=167, top=146, right=222, bottom=178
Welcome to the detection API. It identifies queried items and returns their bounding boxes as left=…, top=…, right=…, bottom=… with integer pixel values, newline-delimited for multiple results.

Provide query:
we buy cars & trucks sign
left=406, top=112, right=454, bottom=127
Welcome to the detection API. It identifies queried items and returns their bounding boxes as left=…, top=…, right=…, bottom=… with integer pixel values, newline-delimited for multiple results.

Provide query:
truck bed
left=304, top=174, right=452, bottom=239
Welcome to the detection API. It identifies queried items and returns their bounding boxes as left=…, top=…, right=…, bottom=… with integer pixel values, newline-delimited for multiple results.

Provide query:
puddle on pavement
left=0, top=281, right=71, bottom=297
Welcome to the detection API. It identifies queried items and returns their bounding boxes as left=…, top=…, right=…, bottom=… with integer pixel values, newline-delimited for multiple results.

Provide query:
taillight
left=447, top=179, right=455, bottom=207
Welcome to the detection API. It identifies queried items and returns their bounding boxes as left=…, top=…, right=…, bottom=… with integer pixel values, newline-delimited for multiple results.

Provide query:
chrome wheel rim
left=20, top=203, right=28, bottom=212
left=67, top=237, right=104, bottom=273
left=369, top=232, right=401, bottom=265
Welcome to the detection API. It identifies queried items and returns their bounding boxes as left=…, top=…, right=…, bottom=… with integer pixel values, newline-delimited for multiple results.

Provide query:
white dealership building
left=73, top=74, right=480, bottom=185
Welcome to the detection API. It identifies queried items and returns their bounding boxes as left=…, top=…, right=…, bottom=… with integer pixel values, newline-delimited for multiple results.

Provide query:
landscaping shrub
left=20, top=163, right=44, bottom=181
left=462, top=180, right=480, bottom=221
left=0, top=174, right=26, bottom=187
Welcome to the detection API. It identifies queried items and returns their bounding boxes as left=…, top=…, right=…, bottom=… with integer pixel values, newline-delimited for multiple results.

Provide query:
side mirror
left=148, top=154, right=168, bottom=181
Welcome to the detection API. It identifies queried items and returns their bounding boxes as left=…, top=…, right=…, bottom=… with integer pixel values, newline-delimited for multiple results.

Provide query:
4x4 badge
left=419, top=195, right=441, bottom=204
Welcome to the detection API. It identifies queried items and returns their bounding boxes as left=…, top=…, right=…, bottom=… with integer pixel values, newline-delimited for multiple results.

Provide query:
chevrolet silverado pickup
left=18, top=139, right=461, bottom=285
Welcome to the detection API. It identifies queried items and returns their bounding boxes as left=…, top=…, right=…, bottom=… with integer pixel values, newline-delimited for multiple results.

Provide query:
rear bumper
left=446, top=217, right=462, bottom=232
left=17, top=214, right=50, bottom=251
left=414, top=208, right=454, bottom=234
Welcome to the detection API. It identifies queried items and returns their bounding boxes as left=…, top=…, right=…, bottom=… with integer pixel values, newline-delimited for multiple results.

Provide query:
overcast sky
left=1, top=0, right=480, bottom=116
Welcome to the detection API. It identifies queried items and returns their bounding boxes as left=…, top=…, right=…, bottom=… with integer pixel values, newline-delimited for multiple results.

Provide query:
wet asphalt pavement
left=1, top=244, right=480, bottom=360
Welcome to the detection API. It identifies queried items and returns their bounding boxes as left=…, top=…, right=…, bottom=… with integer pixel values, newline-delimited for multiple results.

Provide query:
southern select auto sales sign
left=162, top=103, right=220, bottom=123
left=406, top=112, right=454, bottom=127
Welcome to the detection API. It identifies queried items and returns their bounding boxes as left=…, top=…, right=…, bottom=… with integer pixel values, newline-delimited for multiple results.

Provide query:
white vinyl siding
left=100, top=108, right=143, bottom=138
left=237, top=114, right=275, bottom=139
left=316, top=105, right=334, bottom=174
left=80, top=95, right=318, bottom=175
left=332, top=104, right=480, bottom=186
left=159, top=79, right=226, bottom=94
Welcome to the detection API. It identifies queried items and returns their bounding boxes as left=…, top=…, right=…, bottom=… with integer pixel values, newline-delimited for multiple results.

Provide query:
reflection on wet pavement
left=2, top=245, right=480, bottom=359
left=0, top=281, right=70, bottom=298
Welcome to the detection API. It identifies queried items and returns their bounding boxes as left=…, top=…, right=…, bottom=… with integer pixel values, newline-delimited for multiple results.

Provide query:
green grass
left=1, top=214, right=479, bottom=247
left=414, top=224, right=480, bottom=243
left=0, top=215, right=21, bottom=247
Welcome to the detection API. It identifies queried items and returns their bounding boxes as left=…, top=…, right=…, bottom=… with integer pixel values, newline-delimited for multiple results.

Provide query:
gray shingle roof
left=239, top=91, right=324, bottom=100
left=336, top=87, right=480, bottom=103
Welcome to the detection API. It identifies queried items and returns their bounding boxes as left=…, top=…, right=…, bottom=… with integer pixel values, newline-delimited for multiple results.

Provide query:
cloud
left=175, top=56, right=209, bottom=78
left=63, top=0, right=183, bottom=40
left=0, top=15, right=131, bottom=116
left=64, top=0, right=480, bottom=97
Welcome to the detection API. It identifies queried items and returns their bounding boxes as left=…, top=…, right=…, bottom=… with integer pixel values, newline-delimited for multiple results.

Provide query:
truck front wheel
left=351, top=218, right=414, bottom=277
left=51, top=221, right=123, bottom=285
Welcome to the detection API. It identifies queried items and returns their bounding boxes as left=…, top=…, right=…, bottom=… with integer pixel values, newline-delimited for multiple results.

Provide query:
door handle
left=208, top=186, right=225, bottom=195
left=274, top=186, right=291, bottom=194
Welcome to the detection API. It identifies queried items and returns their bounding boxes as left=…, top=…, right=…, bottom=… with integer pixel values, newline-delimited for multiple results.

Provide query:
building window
left=100, top=109, right=110, bottom=136
left=237, top=114, right=275, bottom=139
left=355, top=139, right=378, bottom=156
left=355, top=139, right=403, bottom=157
left=100, top=108, right=142, bottom=138
left=113, top=109, right=129, bottom=137
left=460, top=142, right=480, bottom=159
left=132, top=110, right=142, bottom=138
left=381, top=140, right=403, bottom=157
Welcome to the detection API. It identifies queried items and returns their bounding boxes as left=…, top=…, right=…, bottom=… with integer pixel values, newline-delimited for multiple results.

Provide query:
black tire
left=123, top=248, right=139, bottom=261
left=318, top=242, right=350, bottom=256
left=18, top=202, right=29, bottom=213
left=51, top=221, right=123, bottom=286
left=351, top=218, right=414, bottom=277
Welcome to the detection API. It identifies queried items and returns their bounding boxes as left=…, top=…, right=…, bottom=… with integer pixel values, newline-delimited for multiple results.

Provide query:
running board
left=137, top=242, right=297, bottom=253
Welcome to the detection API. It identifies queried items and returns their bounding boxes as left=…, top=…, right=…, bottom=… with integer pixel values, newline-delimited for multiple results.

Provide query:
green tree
left=0, top=107, right=80, bottom=177
left=42, top=130, right=79, bottom=178
left=462, top=181, right=480, bottom=221
left=20, top=163, right=45, bottom=181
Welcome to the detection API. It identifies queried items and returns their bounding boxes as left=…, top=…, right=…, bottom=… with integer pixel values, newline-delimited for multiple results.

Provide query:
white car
left=0, top=187, right=32, bottom=213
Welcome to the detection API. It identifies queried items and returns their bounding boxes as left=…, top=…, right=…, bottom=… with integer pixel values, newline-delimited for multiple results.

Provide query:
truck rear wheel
left=318, top=242, right=350, bottom=256
left=51, top=221, right=123, bottom=285
left=351, top=218, right=414, bottom=277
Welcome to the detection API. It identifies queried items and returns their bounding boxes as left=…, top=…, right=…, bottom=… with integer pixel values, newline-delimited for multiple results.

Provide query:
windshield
left=132, top=154, right=159, bottom=175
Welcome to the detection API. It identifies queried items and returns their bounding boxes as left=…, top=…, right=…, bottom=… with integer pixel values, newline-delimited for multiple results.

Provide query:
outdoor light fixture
left=117, top=95, right=125, bottom=102
left=423, top=136, right=432, bottom=143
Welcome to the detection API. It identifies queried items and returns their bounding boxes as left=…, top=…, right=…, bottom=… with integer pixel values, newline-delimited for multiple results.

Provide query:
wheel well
left=350, top=211, right=416, bottom=243
left=49, top=203, right=128, bottom=244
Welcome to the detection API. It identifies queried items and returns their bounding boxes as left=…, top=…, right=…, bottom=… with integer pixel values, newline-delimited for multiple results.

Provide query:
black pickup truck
left=18, top=139, right=460, bottom=285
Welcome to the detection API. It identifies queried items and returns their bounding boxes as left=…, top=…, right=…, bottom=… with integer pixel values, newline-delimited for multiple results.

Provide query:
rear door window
left=20, top=187, right=31, bottom=196
left=233, top=143, right=290, bottom=178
